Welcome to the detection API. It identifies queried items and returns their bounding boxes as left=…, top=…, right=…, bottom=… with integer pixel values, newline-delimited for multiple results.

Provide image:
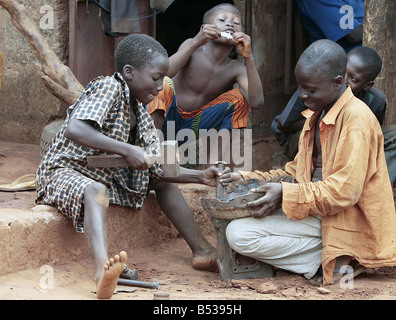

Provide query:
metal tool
left=214, top=160, right=226, bottom=201
left=117, top=278, right=160, bottom=289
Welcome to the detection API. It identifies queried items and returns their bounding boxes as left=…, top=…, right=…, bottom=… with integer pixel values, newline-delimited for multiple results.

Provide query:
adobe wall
left=0, top=0, right=288, bottom=169
left=1, top=0, right=394, bottom=149
left=0, top=0, right=69, bottom=144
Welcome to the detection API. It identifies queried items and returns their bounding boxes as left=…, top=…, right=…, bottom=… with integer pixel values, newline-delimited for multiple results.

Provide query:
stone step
left=0, top=184, right=214, bottom=276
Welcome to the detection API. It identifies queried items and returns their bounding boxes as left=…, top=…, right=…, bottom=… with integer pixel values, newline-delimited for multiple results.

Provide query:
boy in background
left=272, top=46, right=396, bottom=185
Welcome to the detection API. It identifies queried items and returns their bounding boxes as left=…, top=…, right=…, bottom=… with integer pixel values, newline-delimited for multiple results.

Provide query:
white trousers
left=226, top=209, right=322, bottom=279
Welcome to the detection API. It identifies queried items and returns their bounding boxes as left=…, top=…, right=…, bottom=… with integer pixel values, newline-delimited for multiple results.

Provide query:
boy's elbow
left=64, top=119, right=81, bottom=141
left=64, top=121, right=73, bottom=140
left=250, top=102, right=264, bottom=109
left=249, top=96, right=265, bottom=109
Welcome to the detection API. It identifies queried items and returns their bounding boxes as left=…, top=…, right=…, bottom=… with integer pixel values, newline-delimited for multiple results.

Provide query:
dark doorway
left=155, top=0, right=234, bottom=56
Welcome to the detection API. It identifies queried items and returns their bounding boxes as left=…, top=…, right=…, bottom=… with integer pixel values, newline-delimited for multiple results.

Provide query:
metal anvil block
left=211, top=217, right=275, bottom=281
left=200, top=175, right=294, bottom=281
left=200, top=178, right=275, bottom=281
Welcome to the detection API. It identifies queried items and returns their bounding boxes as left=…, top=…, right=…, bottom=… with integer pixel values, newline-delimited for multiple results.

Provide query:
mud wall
left=0, top=0, right=69, bottom=144
left=0, top=0, right=394, bottom=147
left=0, top=0, right=290, bottom=148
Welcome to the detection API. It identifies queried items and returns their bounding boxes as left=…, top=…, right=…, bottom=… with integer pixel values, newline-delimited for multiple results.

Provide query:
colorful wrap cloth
left=146, top=77, right=250, bottom=142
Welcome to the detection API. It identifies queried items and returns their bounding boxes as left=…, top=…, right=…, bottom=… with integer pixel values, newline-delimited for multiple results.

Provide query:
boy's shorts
left=146, top=77, right=250, bottom=141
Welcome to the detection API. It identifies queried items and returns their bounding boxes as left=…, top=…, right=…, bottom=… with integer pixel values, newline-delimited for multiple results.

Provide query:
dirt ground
left=1, top=235, right=396, bottom=301
left=1, top=140, right=396, bottom=301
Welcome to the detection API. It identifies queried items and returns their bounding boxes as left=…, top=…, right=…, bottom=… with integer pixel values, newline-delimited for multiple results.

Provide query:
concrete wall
left=0, top=0, right=69, bottom=144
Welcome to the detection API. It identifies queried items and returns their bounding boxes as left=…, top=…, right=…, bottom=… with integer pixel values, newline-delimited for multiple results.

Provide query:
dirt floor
left=1, top=235, right=396, bottom=301
left=1, top=140, right=396, bottom=301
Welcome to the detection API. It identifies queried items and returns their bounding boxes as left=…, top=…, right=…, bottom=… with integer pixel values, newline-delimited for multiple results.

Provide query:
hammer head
left=160, top=140, right=180, bottom=177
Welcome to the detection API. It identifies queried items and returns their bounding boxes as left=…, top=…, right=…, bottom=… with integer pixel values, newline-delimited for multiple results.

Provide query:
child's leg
left=83, top=182, right=126, bottom=298
left=83, top=182, right=109, bottom=279
left=153, top=181, right=218, bottom=272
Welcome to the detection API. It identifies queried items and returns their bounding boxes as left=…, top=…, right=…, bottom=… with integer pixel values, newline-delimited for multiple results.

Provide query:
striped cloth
left=146, top=77, right=250, bottom=142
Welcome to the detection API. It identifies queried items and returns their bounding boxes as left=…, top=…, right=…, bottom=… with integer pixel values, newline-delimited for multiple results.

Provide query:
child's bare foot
left=97, top=251, right=127, bottom=299
left=192, top=249, right=219, bottom=272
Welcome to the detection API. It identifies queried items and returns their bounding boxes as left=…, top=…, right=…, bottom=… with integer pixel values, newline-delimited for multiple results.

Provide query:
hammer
left=87, top=140, right=180, bottom=177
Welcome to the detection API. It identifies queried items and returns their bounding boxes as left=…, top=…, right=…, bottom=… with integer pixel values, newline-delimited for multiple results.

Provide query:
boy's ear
left=333, top=75, right=344, bottom=88
left=122, top=64, right=135, bottom=80
left=363, top=80, right=375, bottom=91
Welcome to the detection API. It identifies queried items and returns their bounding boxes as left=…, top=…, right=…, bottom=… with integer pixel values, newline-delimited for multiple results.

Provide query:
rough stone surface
left=0, top=141, right=214, bottom=276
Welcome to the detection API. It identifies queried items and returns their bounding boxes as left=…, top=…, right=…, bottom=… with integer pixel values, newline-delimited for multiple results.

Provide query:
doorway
left=155, top=0, right=234, bottom=56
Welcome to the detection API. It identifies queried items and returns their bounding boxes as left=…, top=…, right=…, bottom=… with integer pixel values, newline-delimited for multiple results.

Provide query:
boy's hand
left=233, top=32, right=252, bottom=59
left=123, top=145, right=149, bottom=170
left=245, top=182, right=282, bottom=218
left=195, top=24, right=221, bottom=45
left=202, top=166, right=242, bottom=187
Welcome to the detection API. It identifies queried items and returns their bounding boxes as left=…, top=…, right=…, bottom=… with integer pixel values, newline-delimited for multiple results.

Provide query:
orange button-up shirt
left=242, top=87, right=396, bottom=285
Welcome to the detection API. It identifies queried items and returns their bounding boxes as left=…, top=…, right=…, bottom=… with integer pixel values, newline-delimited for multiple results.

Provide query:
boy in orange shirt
left=224, top=39, right=396, bottom=285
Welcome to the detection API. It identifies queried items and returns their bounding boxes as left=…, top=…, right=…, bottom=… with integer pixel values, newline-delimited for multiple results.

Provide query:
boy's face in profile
left=295, top=64, right=342, bottom=112
left=125, top=54, right=169, bottom=105
left=345, top=54, right=373, bottom=96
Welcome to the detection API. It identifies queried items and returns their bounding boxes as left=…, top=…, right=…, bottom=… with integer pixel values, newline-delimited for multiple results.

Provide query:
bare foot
left=192, top=249, right=219, bottom=272
left=97, top=251, right=127, bottom=299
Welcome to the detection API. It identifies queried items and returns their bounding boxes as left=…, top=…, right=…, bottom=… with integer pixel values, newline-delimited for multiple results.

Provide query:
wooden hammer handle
left=87, top=155, right=128, bottom=167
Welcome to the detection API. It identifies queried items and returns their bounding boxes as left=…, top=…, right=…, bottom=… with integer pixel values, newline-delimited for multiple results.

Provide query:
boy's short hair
left=297, top=39, right=347, bottom=80
left=348, top=46, right=383, bottom=81
left=114, top=34, right=168, bottom=72
left=202, top=3, right=241, bottom=24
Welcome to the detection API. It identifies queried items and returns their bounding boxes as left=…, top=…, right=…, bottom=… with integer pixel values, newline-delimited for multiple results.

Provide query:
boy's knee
left=226, top=219, right=250, bottom=253
left=84, top=182, right=109, bottom=207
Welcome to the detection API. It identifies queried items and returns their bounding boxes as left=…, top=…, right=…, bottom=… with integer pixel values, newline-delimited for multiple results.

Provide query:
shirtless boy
left=145, top=4, right=264, bottom=274
left=148, top=3, right=264, bottom=156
